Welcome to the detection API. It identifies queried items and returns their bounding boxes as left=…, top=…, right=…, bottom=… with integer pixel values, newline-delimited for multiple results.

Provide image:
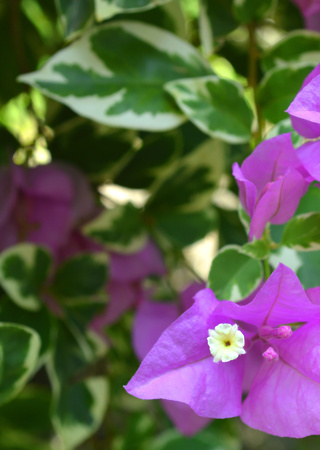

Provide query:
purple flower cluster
left=132, top=282, right=211, bottom=435
left=0, top=161, right=165, bottom=325
left=125, top=264, right=320, bottom=437
left=124, top=63, right=320, bottom=437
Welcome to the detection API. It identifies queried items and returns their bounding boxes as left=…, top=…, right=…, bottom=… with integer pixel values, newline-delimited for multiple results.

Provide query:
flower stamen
left=207, top=323, right=246, bottom=363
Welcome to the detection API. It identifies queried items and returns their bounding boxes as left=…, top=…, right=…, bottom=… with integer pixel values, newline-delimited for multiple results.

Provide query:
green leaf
left=84, top=203, right=147, bottom=252
left=0, top=323, right=40, bottom=406
left=266, top=118, right=304, bottom=148
left=296, top=183, right=320, bottom=215
left=49, top=322, right=90, bottom=386
left=51, top=124, right=133, bottom=181
left=53, top=377, right=108, bottom=450
left=151, top=429, right=240, bottom=450
left=19, top=21, right=212, bottom=131
left=0, top=297, right=52, bottom=362
left=269, top=246, right=320, bottom=289
left=64, top=299, right=106, bottom=346
left=258, top=63, right=315, bottom=123
left=53, top=253, right=108, bottom=298
left=0, top=244, right=51, bottom=311
left=95, top=0, right=172, bottom=20
left=232, top=0, right=275, bottom=23
left=242, top=238, right=271, bottom=260
left=199, top=0, right=237, bottom=55
left=296, top=251, right=320, bottom=288
left=156, top=208, right=217, bottom=248
left=282, top=213, right=320, bottom=251
left=0, top=385, right=51, bottom=436
left=238, top=204, right=250, bottom=234
left=262, top=30, right=320, bottom=72
left=114, top=131, right=180, bottom=189
left=48, top=322, right=108, bottom=448
left=166, top=76, right=253, bottom=144
left=56, top=0, right=94, bottom=39
left=208, top=246, right=263, bottom=301
left=147, top=138, right=224, bottom=213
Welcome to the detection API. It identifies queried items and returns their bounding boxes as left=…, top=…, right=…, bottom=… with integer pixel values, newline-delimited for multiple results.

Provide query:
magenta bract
left=132, top=282, right=210, bottom=436
left=287, top=63, right=320, bottom=138
left=291, top=0, right=320, bottom=31
left=0, top=163, right=98, bottom=255
left=91, top=239, right=166, bottom=328
left=233, top=134, right=309, bottom=240
left=125, top=264, right=320, bottom=437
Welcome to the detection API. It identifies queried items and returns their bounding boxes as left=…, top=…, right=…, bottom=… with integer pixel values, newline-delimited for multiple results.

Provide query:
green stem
left=264, top=258, right=271, bottom=280
left=247, top=22, right=264, bottom=145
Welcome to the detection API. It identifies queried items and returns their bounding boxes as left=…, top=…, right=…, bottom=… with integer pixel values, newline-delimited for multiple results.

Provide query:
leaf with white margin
left=84, top=202, right=147, bottom=253
left=56, top=0, right=94, bottom=39
left=282, top=213, right=320, bottom=251
left=0, top=323, right=40, bottom=406
left=52, top=377, right=109, bottom=449
left=146, top=138, right=225, bottom=213
left=0, top=244, right=51, bottom=311
left=208, top=245, right=263, bottom=302
left=165, top=76, right=253, bottom=143
left=199, top=0, right=237, bottom=55
left=19, top=21, right=212, bottom=131
left=262, top=30, right=320, bottom=72
left=95, top=0, right=172, bottom=21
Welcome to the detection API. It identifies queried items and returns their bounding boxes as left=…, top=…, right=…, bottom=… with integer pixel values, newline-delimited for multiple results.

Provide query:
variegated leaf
left=95, top=0, right=172, bottom=20
left=84, top=203, right=147, bottom=253
left=0, top=323, right=40, bottom=406
left=282, top=213, right=320, bottom=251
left=262, top=30, right=320, bottom=72
left=208, top=245, right=263, bottom=302
left=56, top=0, right=94, bottom=39
left=165, top=76, right=253, bottom=143
left=258, top=62, right=316, bottom=123
left=0, top=244, right=51, bottom=311
left=19, top=21, right=212, bottom=131
left=52, top=377, right=109, bottom=449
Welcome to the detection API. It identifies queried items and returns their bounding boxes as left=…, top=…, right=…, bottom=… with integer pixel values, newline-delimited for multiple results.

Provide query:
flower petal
left=287, top=73, right=320, bottom=138
left=111, top=239, right=165, bottom=283
left=232, top=163, right=256, bottom=217
left=125, top=290, right=244, bottom=418
left=215, top=264, right=320, bottom=328
left=297, top=140, right=320, bottom=181
left=162, top=400, right=211, bottom=436
left=249, top=168, right=309, bottom=240
left=240, top=134, right=300, bottom=197
left=241, top=321, right=320, bottom=437
left=133, top=301, right=179, bottom=361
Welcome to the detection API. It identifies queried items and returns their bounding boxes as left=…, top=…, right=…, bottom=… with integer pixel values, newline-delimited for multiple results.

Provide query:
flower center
left=207, top=323, right=246, bottom=363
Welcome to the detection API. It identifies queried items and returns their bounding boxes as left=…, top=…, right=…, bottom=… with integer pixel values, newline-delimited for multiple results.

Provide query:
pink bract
left=125, top=264, right=320, bottom=437
left=287, top=64, right=320, bottom=138
left=233, top=134, right=309, bottom=240
left=292, top=0, right=320, bottom=31
left=0, top=163, right=98, bottom=255
left=132, top=282, right=210, bottom=436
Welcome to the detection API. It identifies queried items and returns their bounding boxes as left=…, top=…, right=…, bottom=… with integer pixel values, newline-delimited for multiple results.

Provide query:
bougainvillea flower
left=125, top=264, right=320, bottom=437
left=0, top=163, right=98, bottom=255
left=133, top=283, right=210, bottom=436
left=291, top=0, right=320, bottom=31
left=232, top=133, right=310, bottom=240
left=295, top=140, right=320, bottom=181
left=286, top=63, right=320, bottom=138
left=110, top=239, right=166, bottom=283
left=91, top=239, right=166, bottom=328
